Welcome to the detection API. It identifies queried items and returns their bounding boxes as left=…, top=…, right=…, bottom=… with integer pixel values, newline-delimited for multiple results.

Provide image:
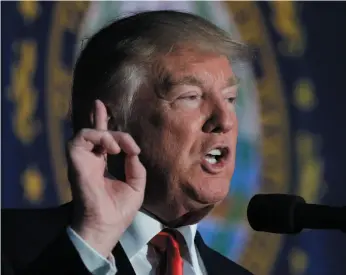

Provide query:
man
left=2, top=10, right=253, bottom=275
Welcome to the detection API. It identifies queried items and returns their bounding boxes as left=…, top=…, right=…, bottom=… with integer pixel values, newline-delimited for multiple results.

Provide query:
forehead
left=160, top=47, right=235, bottom=84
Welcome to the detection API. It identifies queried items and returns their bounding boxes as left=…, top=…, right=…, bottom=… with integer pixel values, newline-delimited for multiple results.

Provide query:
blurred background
left=1, top=1, right=346, bottom=275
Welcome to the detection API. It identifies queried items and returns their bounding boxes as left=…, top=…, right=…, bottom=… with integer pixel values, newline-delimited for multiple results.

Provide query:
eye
left=174, top=93, right=203, bottom=108
left=227, top=97, right=237, bottom=104
left=224, top=85, right=239, bottom=105
left=179, top=94, right=202, bottom=101
left=183, top=95, right=200, bottom=100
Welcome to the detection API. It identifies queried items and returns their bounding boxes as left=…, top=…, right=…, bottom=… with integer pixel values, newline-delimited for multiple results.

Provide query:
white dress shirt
left=67, top=210, right=207, bottom=275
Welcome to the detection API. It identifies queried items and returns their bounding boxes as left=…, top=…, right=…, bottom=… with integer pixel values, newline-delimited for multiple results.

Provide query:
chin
left=186, top=177, right=231, bottom=206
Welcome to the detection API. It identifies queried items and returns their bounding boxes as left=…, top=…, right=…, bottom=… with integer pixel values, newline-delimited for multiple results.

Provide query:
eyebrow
left=155, top=72, right=240, bottom=99
left=226, top=75, right=240, bottom=87
left=169, top=75, right=240, bottom=89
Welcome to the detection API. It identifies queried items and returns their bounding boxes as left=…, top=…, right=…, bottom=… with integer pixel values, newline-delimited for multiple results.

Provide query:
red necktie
left=150, top=229, right=184, bottom=275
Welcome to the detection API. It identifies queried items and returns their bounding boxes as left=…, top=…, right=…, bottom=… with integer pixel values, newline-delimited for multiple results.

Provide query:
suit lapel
left=195, top=231, right=232, bottom=275
left=195, top=231, right=218, bottom=275
left=112, top=242, right=136, bottom=275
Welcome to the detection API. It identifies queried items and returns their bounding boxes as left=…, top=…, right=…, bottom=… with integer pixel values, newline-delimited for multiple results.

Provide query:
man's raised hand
left=66, top=100, right=146, bottom=257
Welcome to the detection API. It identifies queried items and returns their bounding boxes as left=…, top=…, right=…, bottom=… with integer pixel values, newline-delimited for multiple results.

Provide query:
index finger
left=94, top=99, right=108, bottom=131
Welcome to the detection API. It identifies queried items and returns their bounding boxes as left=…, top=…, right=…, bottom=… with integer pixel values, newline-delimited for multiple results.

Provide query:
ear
left=107, top=114, right=123, bottom=132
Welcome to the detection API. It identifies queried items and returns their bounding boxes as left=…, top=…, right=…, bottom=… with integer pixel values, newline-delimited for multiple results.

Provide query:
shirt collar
left=119, top=210, right=198, bottom=260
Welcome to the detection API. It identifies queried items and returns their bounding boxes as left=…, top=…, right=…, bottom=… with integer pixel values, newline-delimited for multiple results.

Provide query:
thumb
left=125, top=155, right=146, bottom=192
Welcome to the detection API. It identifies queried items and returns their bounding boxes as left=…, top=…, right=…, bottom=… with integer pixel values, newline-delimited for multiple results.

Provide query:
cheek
left=154, top=111, right=203, bottom=167
left=231, top=115, right=238, bottom=159
left=163, top=111, right=204, bottom=149
left=160, top=118, right=195, bottom=161
left=233, top=113, right=238, bottom=135
left=234, top=114, right=239, bottom=139
left=134, top=110, right=186, bottom=165
left=129, top=110, right=163, bottom=161
left=131, top=100, right=204, bottom=163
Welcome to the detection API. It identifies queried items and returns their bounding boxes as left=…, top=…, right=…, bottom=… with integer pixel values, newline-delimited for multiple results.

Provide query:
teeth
left=205, top=156, right=217, bottom=164
left=207, top=149, right=222, bottom=156
left=204, top=148, right=225, bottom=165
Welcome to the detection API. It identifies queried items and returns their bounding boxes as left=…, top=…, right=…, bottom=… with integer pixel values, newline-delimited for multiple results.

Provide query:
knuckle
left=102, top=132, right=115, bottom=147
left=78, top=128, right=90, bottom=138
left=103, top=131, right=113, bottom=141
left=122, top=132, right=131, bottom=140
left=111, top=131, right=132, bottom=142
left=122, top=133, right=135, bottom=143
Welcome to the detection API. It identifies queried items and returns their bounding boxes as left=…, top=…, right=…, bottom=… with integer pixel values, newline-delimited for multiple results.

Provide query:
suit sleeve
left=14, top=230, right=94, bottom=275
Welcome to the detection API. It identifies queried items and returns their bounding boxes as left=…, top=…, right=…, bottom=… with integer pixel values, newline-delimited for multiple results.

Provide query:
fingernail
left=136, top=145, right=141, bottom=154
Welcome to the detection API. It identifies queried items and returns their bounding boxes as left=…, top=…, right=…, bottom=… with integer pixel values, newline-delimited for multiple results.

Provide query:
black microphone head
left=247, top=194, right=306, bottom=234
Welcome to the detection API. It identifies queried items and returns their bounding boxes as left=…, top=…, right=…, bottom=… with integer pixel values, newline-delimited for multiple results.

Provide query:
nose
left=202, top=101, right=234, bottom=134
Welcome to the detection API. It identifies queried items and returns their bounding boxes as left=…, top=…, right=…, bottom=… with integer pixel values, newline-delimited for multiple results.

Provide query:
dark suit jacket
left=2, top=202, right=253, bottom=275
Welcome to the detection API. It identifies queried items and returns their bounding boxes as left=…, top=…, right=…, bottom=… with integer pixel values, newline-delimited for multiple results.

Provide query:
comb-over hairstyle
left=71, top=10, right=249, bottom=134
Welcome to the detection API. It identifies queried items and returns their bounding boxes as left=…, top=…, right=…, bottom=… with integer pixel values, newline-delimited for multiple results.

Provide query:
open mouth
left=204, top=147, right=229, bottom=164
left=201, top=146, right=230, bottom=174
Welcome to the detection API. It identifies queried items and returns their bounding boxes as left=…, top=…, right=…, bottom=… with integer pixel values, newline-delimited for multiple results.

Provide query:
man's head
left=71, top=10, right=248, bottom=225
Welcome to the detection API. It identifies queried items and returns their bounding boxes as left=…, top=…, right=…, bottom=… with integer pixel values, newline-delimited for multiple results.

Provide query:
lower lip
left=201, top=157, right=228, bottom=174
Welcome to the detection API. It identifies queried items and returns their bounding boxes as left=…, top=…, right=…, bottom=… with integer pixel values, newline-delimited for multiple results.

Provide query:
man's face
left=129, top=47, right=238, bottom=219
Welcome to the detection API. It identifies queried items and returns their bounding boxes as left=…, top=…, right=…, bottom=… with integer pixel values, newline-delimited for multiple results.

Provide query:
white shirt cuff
left=66, top=227, right=117, bottom=275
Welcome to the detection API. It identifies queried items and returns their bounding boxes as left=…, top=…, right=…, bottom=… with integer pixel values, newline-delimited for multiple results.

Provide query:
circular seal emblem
left=46, top=2, right=290, bottom=274
left=45, top=2, right=90, bottom=202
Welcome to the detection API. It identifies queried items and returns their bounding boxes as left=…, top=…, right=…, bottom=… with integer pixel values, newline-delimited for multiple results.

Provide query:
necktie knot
left=150, top=229, right=183, bottom=253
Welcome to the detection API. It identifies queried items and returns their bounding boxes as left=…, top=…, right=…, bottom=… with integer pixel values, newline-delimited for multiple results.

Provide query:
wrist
left=70, top=222, right=122, bottom=258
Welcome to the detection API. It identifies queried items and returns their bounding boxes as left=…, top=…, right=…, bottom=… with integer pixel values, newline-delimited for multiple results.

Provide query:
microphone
left=247, top=194, right=346, bottom=234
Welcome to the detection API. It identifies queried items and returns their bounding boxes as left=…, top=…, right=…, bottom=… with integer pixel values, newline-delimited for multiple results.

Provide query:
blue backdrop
left=2, top=2, right=346, bottom=275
